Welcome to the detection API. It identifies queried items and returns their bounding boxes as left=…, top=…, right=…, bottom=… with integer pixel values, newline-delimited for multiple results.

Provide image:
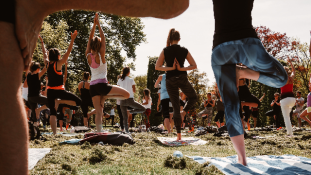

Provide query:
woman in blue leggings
left=211, top=0, right=288, bottom=165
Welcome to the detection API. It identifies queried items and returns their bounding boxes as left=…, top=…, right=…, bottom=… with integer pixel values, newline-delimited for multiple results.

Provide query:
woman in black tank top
left=155, top=28, right=198, bottom=141
left=78, top=72, right=94, bottom=127
left=26, top=35, right=50, bottom=125
left=46, top=31, right=82, bottom=134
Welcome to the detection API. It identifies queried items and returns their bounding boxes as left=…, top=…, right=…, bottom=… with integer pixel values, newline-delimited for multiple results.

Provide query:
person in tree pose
left=1, top=0, right=189, bottom=173
left=46, top=31, right=82, bottom=134
left=27, top=35, right=49, bottom=126
left=211, top=0, right=287, bottom=165
left=86, top=14, right=130, bottom=132
left=280, top=58, right=295, bottom=136
left=292, top=91, right=305, bottom=128
left=155, top=74, right=174, bottom=133
left=198, top=93, right=215, bottom=127
left=266, top=92, right=282, bottom=128
left=141, top=88, right=152, bottom=127
left=297, top=37, right=311, bottom=128
left=78, top=72, right=94, bottom=127
left=248, top=93, right=265, bottom=129
left=155, top=28, right=197, bottom=141
left=118, top=66, right=145, bottom=133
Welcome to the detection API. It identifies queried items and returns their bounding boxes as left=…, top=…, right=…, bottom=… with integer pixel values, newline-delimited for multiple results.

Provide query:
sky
left=126, top=0, right=311, bottom=86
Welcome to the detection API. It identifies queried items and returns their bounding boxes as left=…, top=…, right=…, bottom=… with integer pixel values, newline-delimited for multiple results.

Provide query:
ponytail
left=166, top=28, right=180, bottom=47
left=121, top=67, right=130, bottom=80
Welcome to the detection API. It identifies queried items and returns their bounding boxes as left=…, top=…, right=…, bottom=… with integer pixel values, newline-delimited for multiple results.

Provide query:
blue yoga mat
left=59, top=139, right=82, bottom=144
left=187, top=155, right=311, bottom=175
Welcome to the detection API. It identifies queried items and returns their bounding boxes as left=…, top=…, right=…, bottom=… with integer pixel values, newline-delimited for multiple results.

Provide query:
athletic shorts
left=214, top=110, right=225, bottom=123
left=161, top=98, right=173, bottom=119
left=90, top=83, right=113, bottom=97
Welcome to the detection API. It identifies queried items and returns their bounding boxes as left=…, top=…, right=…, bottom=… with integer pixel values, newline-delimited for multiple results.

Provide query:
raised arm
left=175, top=52, right=197, bottom=71
left=287, top=58, right=295, bottom=79
left=63, top=62, right=68, bottom=85
left=154, top=75, right=163, bottom=88
left=85, top=15, right=97, bottom=56
left=58, top=30, right=78, bottom=65
left=38, top=63, right=47, bottom=79
left=39, top=35, right=48, bottom=62
left=155, top=51, right=176, bottom=71
left=96, top=14, right=106, bottom=64
left=259, top=93, right=265, bottom=102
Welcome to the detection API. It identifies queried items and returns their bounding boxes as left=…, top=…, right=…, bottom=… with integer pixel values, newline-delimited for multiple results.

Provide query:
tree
left=44, top=10, right=146, bottom=89
left=134, top=75, right=147, bottom=100
left=187, top=69, right=209, bottom=112
left=249, top=26, right=302, bottom=127
left=146, top=56, right=164, bottom=126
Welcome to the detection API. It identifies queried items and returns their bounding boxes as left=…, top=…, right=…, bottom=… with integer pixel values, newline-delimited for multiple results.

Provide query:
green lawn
left=29, top=128, right=311, bottom=174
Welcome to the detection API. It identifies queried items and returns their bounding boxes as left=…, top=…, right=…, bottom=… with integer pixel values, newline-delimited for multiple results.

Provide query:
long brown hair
left=121, top=67, right=130, bottom=81
left=90, top=36, right=101, bottom=53
left=166, top=28, right=180, bottom=47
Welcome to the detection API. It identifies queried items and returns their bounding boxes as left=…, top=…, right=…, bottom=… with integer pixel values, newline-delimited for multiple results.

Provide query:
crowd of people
left=1, top=0, right=311, bottom=174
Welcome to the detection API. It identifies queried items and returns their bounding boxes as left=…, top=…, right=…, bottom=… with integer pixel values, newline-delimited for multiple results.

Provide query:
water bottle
left=173, top=151, right=183, bottom=158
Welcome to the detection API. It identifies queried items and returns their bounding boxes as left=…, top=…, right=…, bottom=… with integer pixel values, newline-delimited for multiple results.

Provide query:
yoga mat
left=187, top=154, right=311, bottom=175
left=157, top=137, right=208, bottom=147
left=59, top=139, right=82, bottom=144
left=28, top=148, right=52, bottom=170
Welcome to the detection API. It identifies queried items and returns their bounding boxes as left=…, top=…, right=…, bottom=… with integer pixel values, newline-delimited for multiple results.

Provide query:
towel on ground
left=157, top=137, right=208, bottom=147
left=187, top=154, right=311, bottom=175
left=28, top=148, right=52, bottom=170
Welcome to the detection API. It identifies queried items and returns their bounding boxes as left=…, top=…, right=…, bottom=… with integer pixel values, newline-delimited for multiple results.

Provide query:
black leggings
left=81, top=99, right=93, bottom=118
left=47, top=89, right=81, bottom=116
left=117, top=105, right=124, bottom=129
left=214, top=110, right=225, bottom=123
left=166, top=74, right=197, bottom=133
left=161, top=98, right=172, bottom=119
left=28, top=95, right=49, bottom=122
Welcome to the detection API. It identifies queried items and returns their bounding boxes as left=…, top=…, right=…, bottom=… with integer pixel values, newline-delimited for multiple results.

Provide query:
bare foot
left=237, top=156, right=247, bottom=166
left=176, top=133, right=182, bottom=141
left=15, top=0, right=49, bottom=70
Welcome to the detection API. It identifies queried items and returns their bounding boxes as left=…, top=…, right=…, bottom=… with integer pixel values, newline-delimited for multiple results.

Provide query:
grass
left=29, top=127, right=311, bottom=175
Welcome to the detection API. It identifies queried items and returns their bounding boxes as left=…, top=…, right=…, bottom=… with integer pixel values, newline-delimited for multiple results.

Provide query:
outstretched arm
left=259, top=93, right=265, bottom=102
left=96, top=14, right=107, bottom=64
left=287, top=58, right=295, bottom=79
left=58, top=31, right=78, bottom=65
left=39, top=35, right=48, bottom=63
left=63, top=62, right=68, bottom=85
left=85, top=15, right=97, bottom=56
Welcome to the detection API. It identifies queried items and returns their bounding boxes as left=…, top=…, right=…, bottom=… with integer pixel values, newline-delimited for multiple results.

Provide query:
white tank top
left=88, top=53, right=107, bottom=82
left=143, top=97, right=152, bottom=109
